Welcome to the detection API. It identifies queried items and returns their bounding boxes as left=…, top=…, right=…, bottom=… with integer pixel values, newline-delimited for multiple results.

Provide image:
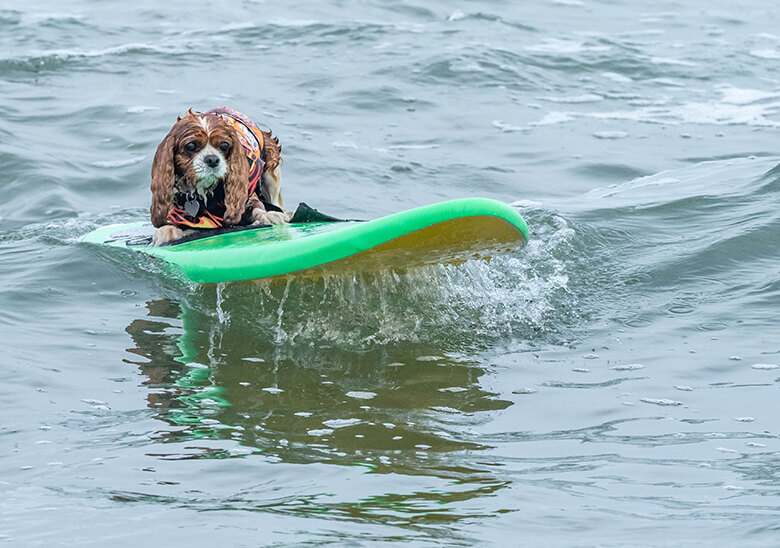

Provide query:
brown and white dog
left=150, top=107, right=288, bottom=246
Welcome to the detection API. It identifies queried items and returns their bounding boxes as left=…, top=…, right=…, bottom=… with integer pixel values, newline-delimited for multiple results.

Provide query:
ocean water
left=2, top=0, right=780, bottom=546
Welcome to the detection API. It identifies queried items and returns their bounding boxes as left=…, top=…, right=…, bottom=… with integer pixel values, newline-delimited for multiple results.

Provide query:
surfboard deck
left=81, top=198, right=529, bottom=284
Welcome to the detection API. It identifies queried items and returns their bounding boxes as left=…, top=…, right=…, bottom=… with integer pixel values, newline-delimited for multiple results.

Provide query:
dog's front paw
left=251, top=208, right=291, bottom=226
left=152, top=225, right=188, bottom=246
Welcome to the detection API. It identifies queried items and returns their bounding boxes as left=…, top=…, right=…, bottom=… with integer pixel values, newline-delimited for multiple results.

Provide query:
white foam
left=541, top=94, right=604, bottom=104
left=525, top=39, right=610, bottom=55
left=447, top=10, right=466, bottom=21
left=649, top=56, right=697, bottom=67
left=203, top=207, right=576, bottom=352
left=532, top=111, right=576, bottom=126
left=601, top=72, right=633, bottom=83
left=640, top=398, right=683, bottom=406
left=15, top=43, right=171, bottom=63
left=751, top=363, right=779, bottom=370
left=510, top=199, right=544, bottom=208
left=322, top=418, right=362, bottom=429
left=718, top=86, right=780, bottom=105
left=449, top=59, right=484, bottom=73
left=306, top=428, right=334, bottom=436
left=610, top=363, right=645, bottom=370
left=593, top=131, right=629, bottom=139
left=127, top=106, right=160, bottom=114
left=492, top=120, right=528, bottom=132
left=750, top=49, right=780, bottom=59
left=531, top=87, right=780, bottom=128
left=345, top=391, right=377, bottom=400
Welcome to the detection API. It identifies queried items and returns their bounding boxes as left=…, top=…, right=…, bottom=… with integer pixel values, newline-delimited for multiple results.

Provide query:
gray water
left=2, top=1, right=780, bottom=546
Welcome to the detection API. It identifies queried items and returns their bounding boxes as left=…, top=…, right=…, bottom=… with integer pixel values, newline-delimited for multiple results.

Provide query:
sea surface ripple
left=1, top=1, right=780, bottom=546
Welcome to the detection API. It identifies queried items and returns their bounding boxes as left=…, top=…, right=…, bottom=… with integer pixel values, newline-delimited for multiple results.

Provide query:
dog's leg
left=260, top=166, right=284, bottom=211
left=152, top=225, right=192, bottom=246
left=251, top=207, right=291, bottom=225
left=247, top=193, right=290, bottom=225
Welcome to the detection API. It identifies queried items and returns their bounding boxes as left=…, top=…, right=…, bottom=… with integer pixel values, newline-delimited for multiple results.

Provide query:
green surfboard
left=81, top=198, right=529, bottom=284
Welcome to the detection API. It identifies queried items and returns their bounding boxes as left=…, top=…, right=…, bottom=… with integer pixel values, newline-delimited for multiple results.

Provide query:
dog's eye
left=219, top=142, right=230, bottom=152
left=184, top=141, right=199, bottom=152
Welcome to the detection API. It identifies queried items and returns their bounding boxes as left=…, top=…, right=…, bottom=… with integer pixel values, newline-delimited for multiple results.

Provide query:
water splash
left=177, top=205, right=588, bottom=353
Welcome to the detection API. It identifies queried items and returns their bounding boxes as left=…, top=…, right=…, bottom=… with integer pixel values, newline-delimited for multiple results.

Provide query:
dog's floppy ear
left=150, top=129, right=176, bottom=228
left=222, top=128, right=249, bottom=226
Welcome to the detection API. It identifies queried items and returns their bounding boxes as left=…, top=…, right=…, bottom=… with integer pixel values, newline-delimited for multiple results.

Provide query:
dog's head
left=150, top=109, right=248, bottom=227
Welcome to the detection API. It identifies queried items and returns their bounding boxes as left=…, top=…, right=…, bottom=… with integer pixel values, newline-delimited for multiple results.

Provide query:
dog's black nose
left=204, top=154, right=220, bottom=167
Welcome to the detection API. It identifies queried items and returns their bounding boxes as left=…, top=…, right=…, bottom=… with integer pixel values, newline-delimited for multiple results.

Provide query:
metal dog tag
left=184, top=198, right=200, bottom=218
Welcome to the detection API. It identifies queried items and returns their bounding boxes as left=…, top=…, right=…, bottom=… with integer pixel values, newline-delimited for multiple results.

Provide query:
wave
left=562, top=155, right=780, bottom=328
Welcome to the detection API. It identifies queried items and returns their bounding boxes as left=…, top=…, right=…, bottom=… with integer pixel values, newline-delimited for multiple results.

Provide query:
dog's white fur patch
left=192, top=144, right=227, bottom=197
left=198, top=115, right=211, bottom=133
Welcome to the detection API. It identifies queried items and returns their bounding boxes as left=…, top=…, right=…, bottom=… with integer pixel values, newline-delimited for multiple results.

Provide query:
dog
left=149, top=107, right=289, bottom=246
